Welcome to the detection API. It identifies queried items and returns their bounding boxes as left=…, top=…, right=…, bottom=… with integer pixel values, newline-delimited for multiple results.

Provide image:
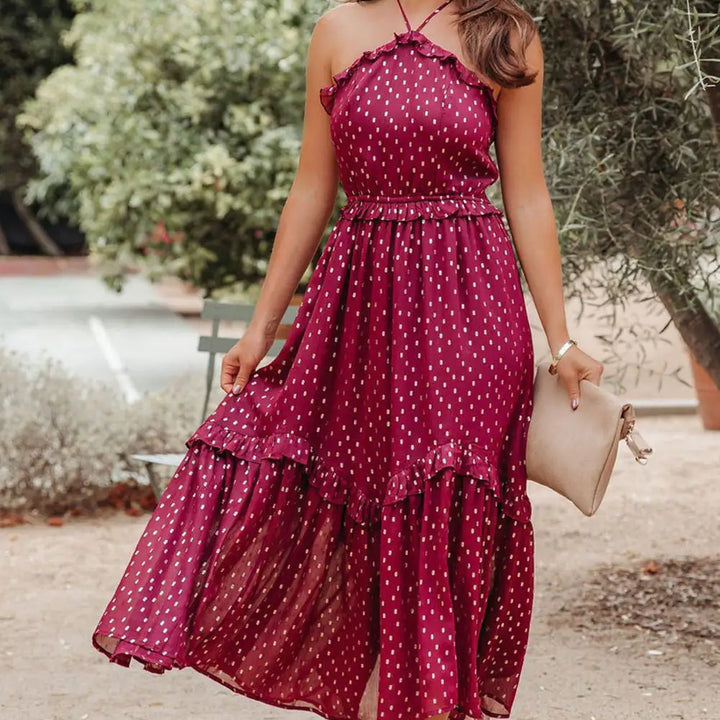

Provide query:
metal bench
left=130, top=299, right=300, bottom=498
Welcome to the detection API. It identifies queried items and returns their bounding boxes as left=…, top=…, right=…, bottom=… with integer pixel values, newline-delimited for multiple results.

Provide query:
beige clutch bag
left=526, top=361, right=653, bottom=516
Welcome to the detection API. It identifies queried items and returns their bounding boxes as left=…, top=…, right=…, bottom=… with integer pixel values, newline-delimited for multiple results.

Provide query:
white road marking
left=88, top=314, right=141, bottom=403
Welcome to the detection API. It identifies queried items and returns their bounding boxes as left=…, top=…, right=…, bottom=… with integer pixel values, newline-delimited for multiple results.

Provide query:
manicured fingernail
left=232, top=384, right=241, bottom=394
left=571, top=398, right=579, bottom=410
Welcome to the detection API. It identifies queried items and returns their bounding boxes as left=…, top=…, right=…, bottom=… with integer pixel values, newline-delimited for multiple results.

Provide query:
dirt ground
left=1, top=414, right=719, bottom=720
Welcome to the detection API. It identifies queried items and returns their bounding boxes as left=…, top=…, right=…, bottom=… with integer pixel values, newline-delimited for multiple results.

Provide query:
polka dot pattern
left=92, top=2, right=536, bottom=719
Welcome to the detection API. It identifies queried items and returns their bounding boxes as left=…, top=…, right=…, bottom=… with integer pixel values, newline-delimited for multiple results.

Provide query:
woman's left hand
left=553, top=344, right=604, bottom=411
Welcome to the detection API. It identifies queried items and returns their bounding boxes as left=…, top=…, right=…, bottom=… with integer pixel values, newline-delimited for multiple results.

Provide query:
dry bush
left=0, top=345, right=205, bottom=515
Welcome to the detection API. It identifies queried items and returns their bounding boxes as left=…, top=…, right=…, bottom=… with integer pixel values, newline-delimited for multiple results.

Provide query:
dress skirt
left=92, top=205, right=535, bottom=720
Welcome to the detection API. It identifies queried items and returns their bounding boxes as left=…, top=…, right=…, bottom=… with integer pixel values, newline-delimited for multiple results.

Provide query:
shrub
left=0, top=344, right=204, bottom=515
left=19, top=0, right=330, bottom=293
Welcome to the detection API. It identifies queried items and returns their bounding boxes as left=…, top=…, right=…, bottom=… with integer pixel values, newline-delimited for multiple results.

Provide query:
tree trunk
left=11, top=189, right=63, bottom=257
left=646, top=270, right=720, bottom=388
left=708, top=84, right=720, bottom=143
left=682, top=57, right=720, bottom=382
left=0, top=223, right=10, bottom=255
left=705, top=55, right=720, bottom=142
left=637, top=53, right=720, bottom=388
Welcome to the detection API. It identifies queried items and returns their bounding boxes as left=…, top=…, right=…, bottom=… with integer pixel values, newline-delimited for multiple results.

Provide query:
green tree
left=20, top=0, right=329, bottom=291
left=0, top=0, right=74, bottom=253
left=21, top=0, right=720, bottom=384
left=528, top=0, right=720, bottom=385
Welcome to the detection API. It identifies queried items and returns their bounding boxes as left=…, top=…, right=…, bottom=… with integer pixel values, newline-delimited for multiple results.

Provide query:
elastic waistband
left=339, top=192, right=503, bottom=222
left=346, top=192, right=488, bottom=202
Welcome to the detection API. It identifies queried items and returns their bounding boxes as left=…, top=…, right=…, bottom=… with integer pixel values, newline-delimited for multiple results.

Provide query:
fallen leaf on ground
left=0, top=513, right=26, bottom=527
left=642, top=559, right=662, bottom=574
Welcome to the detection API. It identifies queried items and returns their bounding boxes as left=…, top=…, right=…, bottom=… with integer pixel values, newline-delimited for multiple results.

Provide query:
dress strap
left=416, top=0, right=453, bottom=32
left=394, top=0, right=413, bottom=32
left=394, top=0, right=453, bottom=33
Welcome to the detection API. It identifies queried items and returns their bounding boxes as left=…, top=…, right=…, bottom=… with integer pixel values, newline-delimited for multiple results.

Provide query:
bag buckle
left=625, top=428, right=653, bottom=465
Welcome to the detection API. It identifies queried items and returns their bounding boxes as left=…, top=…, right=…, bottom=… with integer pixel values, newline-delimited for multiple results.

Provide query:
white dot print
left=91, top=1, right=535, bottom=720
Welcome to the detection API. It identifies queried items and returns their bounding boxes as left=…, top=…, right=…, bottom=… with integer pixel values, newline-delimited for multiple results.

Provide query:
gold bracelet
left=548, top=339, right=577, bottom=375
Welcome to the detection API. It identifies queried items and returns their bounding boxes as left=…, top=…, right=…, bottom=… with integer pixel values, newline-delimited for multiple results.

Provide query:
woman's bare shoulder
left=315, top=0, right=376, bottom=36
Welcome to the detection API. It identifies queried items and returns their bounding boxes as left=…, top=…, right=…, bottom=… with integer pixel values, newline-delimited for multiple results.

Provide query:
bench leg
left=144, top=462, right=165, bottom=500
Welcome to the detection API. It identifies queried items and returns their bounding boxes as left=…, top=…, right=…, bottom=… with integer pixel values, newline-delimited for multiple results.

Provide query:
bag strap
left=620, top=404, right=653, bottom=464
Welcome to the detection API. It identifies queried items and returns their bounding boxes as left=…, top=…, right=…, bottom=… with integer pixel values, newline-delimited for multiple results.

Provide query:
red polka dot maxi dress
left=91, top=1, right=536, bottom=719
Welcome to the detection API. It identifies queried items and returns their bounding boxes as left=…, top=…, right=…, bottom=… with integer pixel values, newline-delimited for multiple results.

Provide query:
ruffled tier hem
left=319, top=29, right=498, bottom=121
left=338, top=193, right=503, bottom=222
left=91, top=631, right=507, bottom=720
left=93, top=436, right=534, bottom=720
left=184, top=423, right=531, bottom=525
left=92, top=634, right=179, bottom=674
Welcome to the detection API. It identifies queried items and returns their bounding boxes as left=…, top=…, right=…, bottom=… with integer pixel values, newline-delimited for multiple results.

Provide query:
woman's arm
left=221, top=13, right=339, bottom=394
left=495, top=31, right=603, bottom=408
left=246, top=13, right=339, bottom=338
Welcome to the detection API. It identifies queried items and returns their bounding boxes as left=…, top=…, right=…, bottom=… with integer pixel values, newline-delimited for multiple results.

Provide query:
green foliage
left=0, top=0, right=74, bottom=191
left=19, top=0, right=720, bottom=379
left=21, top=0, right=329, bottom=293
left=511, top=0, right=720, bottom=383
left=529, top=0, right=720, bottom=320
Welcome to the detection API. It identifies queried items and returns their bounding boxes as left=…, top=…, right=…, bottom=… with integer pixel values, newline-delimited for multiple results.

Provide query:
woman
left=92, top=1, right=604, bottom=719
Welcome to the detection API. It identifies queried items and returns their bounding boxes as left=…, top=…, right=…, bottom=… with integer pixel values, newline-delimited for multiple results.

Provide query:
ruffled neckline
left=319, top=29, right=498, bottom=120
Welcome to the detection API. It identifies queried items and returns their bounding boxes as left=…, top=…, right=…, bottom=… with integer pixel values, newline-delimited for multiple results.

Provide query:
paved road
left=0, top=262, right=698, bottom=403
left=0, top=274, right=207, bottom=399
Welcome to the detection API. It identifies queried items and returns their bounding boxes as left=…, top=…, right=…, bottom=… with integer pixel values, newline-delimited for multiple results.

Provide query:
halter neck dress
left=91, top=1, right=536, bottom=719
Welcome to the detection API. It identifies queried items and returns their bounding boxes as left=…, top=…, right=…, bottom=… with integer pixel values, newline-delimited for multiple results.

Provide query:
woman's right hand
left=220, top=325, right=277, bottom=395
left=553, top=343, right=604, bottom=411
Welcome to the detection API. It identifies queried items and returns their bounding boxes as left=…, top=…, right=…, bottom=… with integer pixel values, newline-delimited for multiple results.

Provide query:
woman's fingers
left=590, top=361, right=604, bottom=385
left=221, top=354, right=255, bottom=395
left=556, top=347, right=604, bottom=410
left=220, top=351, right=240, bottom=394
left=563, top=373, right=581, bottom=411
left=219, top=332, right=272, bottom=396
left=232, top=363, right=253, bottom=394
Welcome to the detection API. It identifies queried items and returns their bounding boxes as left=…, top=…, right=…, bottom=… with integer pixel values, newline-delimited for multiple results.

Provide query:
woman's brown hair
left=338, top=0, right=538, bottom=89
